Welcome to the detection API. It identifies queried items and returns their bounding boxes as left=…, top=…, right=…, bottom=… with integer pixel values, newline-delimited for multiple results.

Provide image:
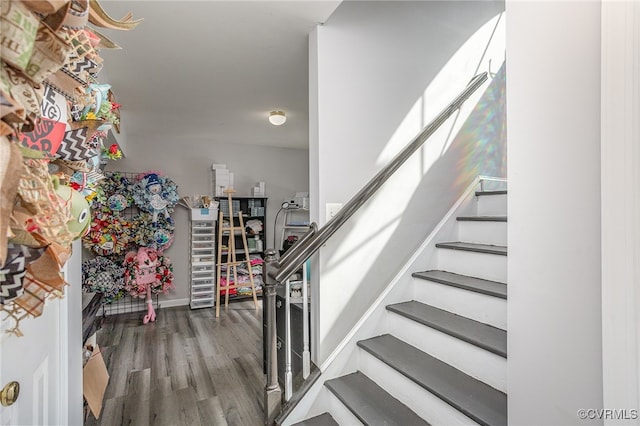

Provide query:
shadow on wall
left=318, top=60, right=507, bottom=362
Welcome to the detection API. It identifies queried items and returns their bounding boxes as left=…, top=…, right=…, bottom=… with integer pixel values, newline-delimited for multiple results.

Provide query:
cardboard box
left=83, top=344, right=109, bottom=419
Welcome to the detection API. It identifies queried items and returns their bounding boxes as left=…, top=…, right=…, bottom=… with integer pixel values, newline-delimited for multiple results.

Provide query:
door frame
left=600, top=0, right=640, bottom=417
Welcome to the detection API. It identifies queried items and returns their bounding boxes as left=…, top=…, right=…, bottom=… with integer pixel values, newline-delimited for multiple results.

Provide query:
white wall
left=506, top=2, right=603, bottom=424
left=106, top=140, right=308, bottom=304
left=311, top=1, right=507, bottom=364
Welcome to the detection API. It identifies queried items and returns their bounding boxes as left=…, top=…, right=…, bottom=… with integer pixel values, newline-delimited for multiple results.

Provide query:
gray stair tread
left=412, top=270, right=507, bottom=299
left=357, top=334, right=507, bottom=426
left=291, top=413, right=339, bottom=426
left=386, top=301, right=507, bottom=358
left=436, top=241, right=507, bottom=256
left=325, top=371, right=430, bottom=426
left=475, top=190, right=507, bottom=196
left=457, top=215, right=507, bottom=222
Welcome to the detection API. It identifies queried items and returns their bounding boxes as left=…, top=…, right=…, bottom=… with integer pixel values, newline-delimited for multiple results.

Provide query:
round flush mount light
left=269, top=110, right=286, bottom=126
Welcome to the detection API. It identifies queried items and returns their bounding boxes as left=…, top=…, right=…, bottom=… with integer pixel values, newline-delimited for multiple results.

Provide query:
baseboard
left=159, top=298, right=190, bottom=309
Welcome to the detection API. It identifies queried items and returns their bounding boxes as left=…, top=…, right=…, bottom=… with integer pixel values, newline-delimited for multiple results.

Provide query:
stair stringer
left=281, top=176, right=499, bottom=425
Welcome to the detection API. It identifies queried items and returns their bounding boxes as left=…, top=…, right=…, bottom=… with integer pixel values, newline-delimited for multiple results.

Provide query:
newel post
left=263, top=249, right=281, bottom=425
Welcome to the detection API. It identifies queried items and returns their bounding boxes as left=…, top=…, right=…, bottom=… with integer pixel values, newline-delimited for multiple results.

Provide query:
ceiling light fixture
left=269, top=110, right=286, bottom=126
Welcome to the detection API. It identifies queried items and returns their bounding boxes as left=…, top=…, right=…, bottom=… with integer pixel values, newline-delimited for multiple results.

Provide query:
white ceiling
left=97, top=1, right=341, bottom=150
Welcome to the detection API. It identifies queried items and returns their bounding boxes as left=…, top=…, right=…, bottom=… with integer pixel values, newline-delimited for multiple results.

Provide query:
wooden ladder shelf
left=216, top=189, right=259, bottom=317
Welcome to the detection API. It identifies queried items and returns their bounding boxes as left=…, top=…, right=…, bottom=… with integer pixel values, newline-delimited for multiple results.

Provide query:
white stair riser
left=387, top=313, right=507, bottom=392
left=457, top=221, right=507, bottom=246
left=322, top=388, right=364, bottom=426
left=413, top=279, right=507, bottom=330
left=476, top=194, right=507, bottom=216
left=358, top=350, right=480, bottom=426
left=437, top=249, right=507, bottom=283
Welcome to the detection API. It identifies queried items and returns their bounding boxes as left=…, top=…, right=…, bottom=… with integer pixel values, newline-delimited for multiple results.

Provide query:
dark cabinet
left=215, top=196, right=267, bottom=259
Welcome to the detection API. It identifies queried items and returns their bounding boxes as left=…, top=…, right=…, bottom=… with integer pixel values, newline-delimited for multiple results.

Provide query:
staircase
left=288, top=187, right=507, bottom=425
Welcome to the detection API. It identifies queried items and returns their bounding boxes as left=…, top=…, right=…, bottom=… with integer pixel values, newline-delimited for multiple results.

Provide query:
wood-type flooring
left=85, top=300, right=265, bottom=426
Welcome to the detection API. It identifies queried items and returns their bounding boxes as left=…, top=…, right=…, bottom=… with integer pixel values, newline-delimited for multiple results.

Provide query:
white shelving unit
left=189, top=208, right=217, bottom=309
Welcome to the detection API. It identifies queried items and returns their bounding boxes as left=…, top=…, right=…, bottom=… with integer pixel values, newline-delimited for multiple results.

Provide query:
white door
left=0, top=239, right=83, bottom=426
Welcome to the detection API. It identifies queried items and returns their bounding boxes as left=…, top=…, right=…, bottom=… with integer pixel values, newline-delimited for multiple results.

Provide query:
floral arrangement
left=101, top=144, right=122, bottom=160
left=81, top=256, right=125, bottom=303
left=154, top=255, right=174, bottom=294
left=92, top=99, right=120, bottom=126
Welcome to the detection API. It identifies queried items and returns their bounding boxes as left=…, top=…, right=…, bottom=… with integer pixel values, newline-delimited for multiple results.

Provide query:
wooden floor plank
left=86, top=301, right=264, bottom=425
left=196, top=396, right=229, bottom=426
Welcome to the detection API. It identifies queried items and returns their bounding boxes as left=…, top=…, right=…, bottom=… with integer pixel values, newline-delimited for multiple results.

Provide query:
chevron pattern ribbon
left=57, top=126, right=99, bottom=160
left=0, top=244, right=45, bottom=304
left=0, top=254, right=26, bottom=304
left=68, top=56, right=100, bottom=75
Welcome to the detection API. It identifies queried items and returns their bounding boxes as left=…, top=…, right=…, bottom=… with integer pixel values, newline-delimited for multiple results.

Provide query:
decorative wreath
left=81, top=256, right=125, bottom=303
left=90, top=171, right=132, bottom=215
left=130, top=171, right=179, bottom=223
left=123, top=248, right=174, bottom=298
left=82, top=212, right=131, bottom=256
left=130, top=212, right=175, bottom=252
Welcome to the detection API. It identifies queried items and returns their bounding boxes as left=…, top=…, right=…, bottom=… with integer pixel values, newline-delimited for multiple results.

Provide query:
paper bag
left=82, top=343, right=109, bottom=418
